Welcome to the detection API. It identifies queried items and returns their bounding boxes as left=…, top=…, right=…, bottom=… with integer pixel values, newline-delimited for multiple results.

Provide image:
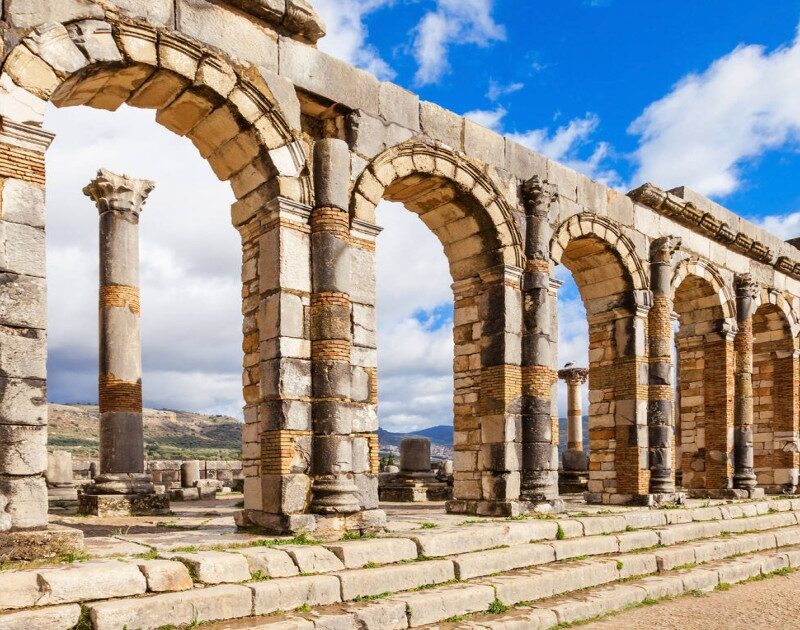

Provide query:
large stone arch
left=671, top=259, right=736, bottom=491
left=349, top=140, right=526, bottom=514
left=0, top=18, right=310, bottom=531
left=550, top=213, right=650, bottom=502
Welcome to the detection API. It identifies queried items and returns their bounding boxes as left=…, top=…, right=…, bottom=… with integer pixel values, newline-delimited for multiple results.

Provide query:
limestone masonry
left=2, top=0, right=800, bottom=540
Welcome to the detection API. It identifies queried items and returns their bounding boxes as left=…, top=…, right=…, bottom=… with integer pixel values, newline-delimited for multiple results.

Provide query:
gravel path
left=583, top=570, right=800, bottom=629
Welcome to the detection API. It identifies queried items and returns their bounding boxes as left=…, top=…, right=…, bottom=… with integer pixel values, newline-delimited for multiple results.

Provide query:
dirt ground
left=583, top=571, right=800, bottom=630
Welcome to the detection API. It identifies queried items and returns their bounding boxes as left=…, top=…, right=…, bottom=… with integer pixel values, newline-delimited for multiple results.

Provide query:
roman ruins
left=3, top=0, right=800, bottom=551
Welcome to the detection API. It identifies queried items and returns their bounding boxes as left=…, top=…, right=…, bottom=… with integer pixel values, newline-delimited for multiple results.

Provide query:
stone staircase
left=3, top=498, right=800, bottom=629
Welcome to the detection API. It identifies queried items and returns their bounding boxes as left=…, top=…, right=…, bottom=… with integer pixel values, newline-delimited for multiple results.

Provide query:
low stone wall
left=73, top=460, right=244, bottom=489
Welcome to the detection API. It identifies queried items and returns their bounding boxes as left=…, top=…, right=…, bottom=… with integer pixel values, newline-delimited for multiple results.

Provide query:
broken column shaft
left=559, top=367, right=589, bottom=468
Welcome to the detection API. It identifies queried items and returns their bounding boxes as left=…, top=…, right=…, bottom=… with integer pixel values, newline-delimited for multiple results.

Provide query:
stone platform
left=0, top=525, right=84, bottom=562
left=78, top=493, right=171, bottom=518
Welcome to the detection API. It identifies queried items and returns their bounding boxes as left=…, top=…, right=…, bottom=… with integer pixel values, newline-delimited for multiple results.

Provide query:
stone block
left=463, top=119, right=505, bottom=167
left=163, top=551, right=250, bottom=584
left=479, top=608, right=559, bottom=629
left=0, top=74, right=46, bottom=125
left=177, top=0, right=279, bottom=71
left=108, top=0, right=174, bottom=25
left=78, top=493, right=171, bottom=518
left=346, top=600, right=407, bottom=630
left=405, top=524, right=523, bottom=557
left=324, top=537, right=418, bottom=569
left=574, top=515, right=627, bottom=536
left=613, top=553, right=658, bottom=579
left=353, top=473, right=379, bottom=509
left=551, top=535, right=618, bottom=560
left=392, top=583, right=495, bottom=627
left=66, top=20, right=122, bottom=64
left=379, top=82, right=420, bottom=131
left=88, top=584, right=252, bottom=630
left=283, top=545, right=345, bottom=574
left=420, top=101, right=462, bottom=149
left=250, top=575, right=341, bottom=615
left=259, top=227, right=311, bottom=293
left=0, top=570, right=41, bottom=610
left=550, top=584, right=645, bottom=625
left=37, top=560, right=147, bottom=605
left=279, top=36, right=379, bottom=116
left=136, top=560, right=193, bottom=592
left=2, top=179, right=44, bottom=229
left=0, top=475, right=47, bottom=530
left=680, top=568, right=719, bottom=593
left=232, top=546, right=299, bottom=578
left=0, top=273, right=47, bottom=330
left=654, top=546, right=696, bottom=571
left=336, top=559, right=455, bottom=600
left=0, top=424, right=46, bottom=475
left=452, top=543, right=555, bottom=580
left=0, top=604, right=81, bottom=630
left=258, top=67, right=302, bottom=132
left=5, top=0, right=103, bottom=30
left=716, top=557, right=763, bottom=584
left=347, top=111, right=386, bottom=159
left=616, top=529, right=660, bottom=553
left=0, top=222, right=45, bottom=278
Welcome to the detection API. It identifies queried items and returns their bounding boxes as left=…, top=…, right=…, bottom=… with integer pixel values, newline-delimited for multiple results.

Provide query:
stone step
left=443, top=546, right=800, bottom=629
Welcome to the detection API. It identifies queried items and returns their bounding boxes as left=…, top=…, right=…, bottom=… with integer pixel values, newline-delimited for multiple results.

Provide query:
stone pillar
left=559, top=367, right=589, bottom=475
left=309, top=139, right=361, bottom=515
left=733, top=273, right=759, bottom=493
left=181, top=461, right=200, bottom=488
left=648, top=237, right=681, bottom=494
left=80, top=168, right=168, bottom=516
left=400, top=437, right=434, bottom=479
left=520, top=176, right=560, bottom=505
left=46, top=451, right=75, bottom=489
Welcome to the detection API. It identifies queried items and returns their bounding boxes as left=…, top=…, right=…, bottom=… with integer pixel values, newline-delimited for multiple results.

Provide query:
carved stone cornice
left=650, top=236, right=682, bottom=265
left=522, top=175, right=559, bottom=218
left=629, top=183, right=789, bottom=274
left=224, top=0, right=326, bottom=44
left=83, top=168, right=155, bottom=215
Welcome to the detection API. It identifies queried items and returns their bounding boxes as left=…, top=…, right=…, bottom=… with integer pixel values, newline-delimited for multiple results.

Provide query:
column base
left=379, top=481, right=452, bottom=502
left=446, top=498, right=565, bottom=518
left=0, top=525, right=84, bottom=562
left=687, top=488, right=765, bottom=500
left=235, top=509, right=387, bottom=537
left=584, top=491, right=687, bottom=506
left=78, top=492, right=171, bottom=517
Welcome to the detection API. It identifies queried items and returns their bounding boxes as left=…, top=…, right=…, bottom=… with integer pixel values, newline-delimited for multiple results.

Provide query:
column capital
left=649, top=236, right=682, bottom=264
left=558, top=366, right=589, bottom=385
left=83, top=168, right=155, bottom=215
left=522, top=175, right=559, bottom=218
left=735, top=273, right=759, bottom=322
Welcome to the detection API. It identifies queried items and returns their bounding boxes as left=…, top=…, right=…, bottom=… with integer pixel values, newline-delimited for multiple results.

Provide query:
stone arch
left=751, top=299, right=799, bottom=493
left=551, top=213, right=648, bottom=293
left=351, top=140, right=524, bottom=281
left=671, top=261, right=736, bottom=491
left=0, top=18, right=309, bottom=531
left=550, top=214, right=650, bottom=501
left=754, top=288, right=800, bottom=342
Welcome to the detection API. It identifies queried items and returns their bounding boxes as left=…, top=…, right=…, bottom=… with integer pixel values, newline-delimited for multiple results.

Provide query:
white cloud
left=755, top=211, right=800, bottom=240
left=413, top=0, right=506, bottom=85
left=464, top=106, right=506, bottom=132
left=487, top=80, right=524, bottom=101
left=314, top=0, right=396, bottom=80
left=630, top=25, right=800, bottom=197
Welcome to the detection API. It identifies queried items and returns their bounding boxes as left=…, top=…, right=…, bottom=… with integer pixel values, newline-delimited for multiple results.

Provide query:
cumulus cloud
left=413, top=0, right=506, bottom=85
left=629, top=24, right=800, bottom=196
left=487, top=80, right=525, bottom=101
left=314, top=0, right=396, bottom=80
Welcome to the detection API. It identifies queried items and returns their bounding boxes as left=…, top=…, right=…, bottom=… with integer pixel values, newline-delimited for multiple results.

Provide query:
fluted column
left=559, top=367, right=589, bottom=473
left=83, top=168, right=155, bottom=496
left=733, top=273, right=759, bottom=491
left=520, top=176, right=560, bottom=502
left=309, top=139, right=360, bottom=514
left=648, top=236, right=681, bottom=494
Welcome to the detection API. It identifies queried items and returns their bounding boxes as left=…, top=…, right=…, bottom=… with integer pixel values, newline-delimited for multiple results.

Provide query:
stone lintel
left=264, top=196, right=312, bottom=226
left=0, top=119, right=55, bottom=153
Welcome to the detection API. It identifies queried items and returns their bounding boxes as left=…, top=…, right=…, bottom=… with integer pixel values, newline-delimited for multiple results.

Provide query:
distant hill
left=377, top=425, right=453, bottom=448
left=47, top=404, right=242, bottom=460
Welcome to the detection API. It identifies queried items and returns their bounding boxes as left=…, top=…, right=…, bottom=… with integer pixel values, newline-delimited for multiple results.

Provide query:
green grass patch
left=342, top=531, right=376, bottom=540
left=488, top=599, right=509, bottom=614
left=673, top=562, right=697, bottom=571
left=556, top=524, right=566, bottom=540
left=354, top=592, right=391, bottom=602
left=250, top=570, right=271, bottom=582
left=715, top=582, right=732, bottom=591
left=459, top=519, right=489, bottom=526
left=420, top=522, right=439, bottom=529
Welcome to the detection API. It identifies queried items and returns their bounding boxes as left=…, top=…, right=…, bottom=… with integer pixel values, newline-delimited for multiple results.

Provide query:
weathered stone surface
left=0, top=604, right=81, bottom=630
left=452, top=543, right=555, bottom=580
left=5, top=0, right=103, bottom=30
left=323, top=537, right=418, bottom=569
left=250, top=575, right=341, bottom=615
left=346, top=600, right=408, bottom=630
left=0, top=424, right=46, bottom=475
left=136, top=559, right=193, bottom=592
left=551, top=535, right=618, bottom=560
left=163, top=551, right=250, bottom=584
left=109, top=0, right=175, bottom=25
left=420, top=101, right=462, bottom=149
left=0, top=223, right=45, bottom=278
left=0, top=570, right=41, bottom=610
left=336, top=559, right=455, bottom=600
left=88, top=584, right=252, bottom=630
left=0, top=475, right=47, bottom=530
left=393, top=583, right=495, bottom=626
left=283, top=545, right=345, bottom=574
left=549, top=583, right=646, bottom=625
left=38, top=560, right=146, bottom=605
left=233, top=546, right=300, bottom=577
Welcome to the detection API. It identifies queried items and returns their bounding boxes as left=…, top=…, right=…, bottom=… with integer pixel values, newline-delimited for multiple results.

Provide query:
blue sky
left=43, top=0, right=800, bottom=432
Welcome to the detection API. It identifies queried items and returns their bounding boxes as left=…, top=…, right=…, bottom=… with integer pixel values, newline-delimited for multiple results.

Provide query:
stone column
left=309, top=139, right=361, bottom=515
left=520, top=176, right=560, bottom=505
left=648, top=236, right=681, bottom=494
left=181, top=461, right=200, bottom=488
left=559, top=367, right=589, bottom=475
left=733, top=273, right=759, bottom=492
left=400, top=437, right=434, bottom=480
left=81, top=169, right=167, bottom=516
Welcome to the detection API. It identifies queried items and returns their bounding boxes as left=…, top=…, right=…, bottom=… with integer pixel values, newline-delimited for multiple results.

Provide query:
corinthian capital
left=650, top=236, right=682, bottom=264
left=522, top=176, right=559, bottom=218
left=83, top=168, right=155, bottom=215
left=735, top=273, right=759, bottom=322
